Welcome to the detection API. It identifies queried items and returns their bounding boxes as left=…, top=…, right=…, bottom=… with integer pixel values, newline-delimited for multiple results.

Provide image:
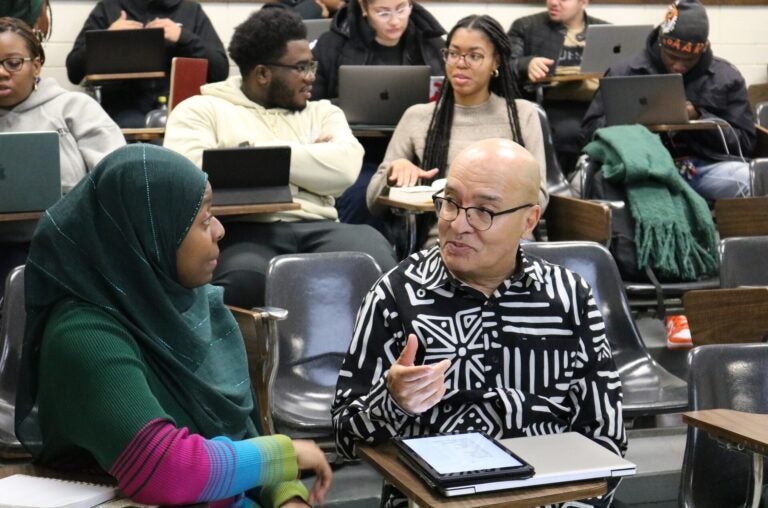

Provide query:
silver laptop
left=337, top=65, right=431, bottom=126
left=420, top=432, right=636, bottom=497
left=202, top=146, right=292, bottom=206
left=0, top=132, right=61, bottom=213
left=580, top=25, right=653, bottom=74
left=304, top=19, right=331, bottom=42
left=600, top=74, right=689, bottom=126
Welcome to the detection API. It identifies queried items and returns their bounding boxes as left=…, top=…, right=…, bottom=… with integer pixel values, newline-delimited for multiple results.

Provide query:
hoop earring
left=34, top=76, right=40, bottom=91
left=492, top=68, right=499, bottom=78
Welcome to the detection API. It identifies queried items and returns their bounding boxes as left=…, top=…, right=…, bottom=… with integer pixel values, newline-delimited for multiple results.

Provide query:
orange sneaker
left=666, top=315, right=693, bottom=349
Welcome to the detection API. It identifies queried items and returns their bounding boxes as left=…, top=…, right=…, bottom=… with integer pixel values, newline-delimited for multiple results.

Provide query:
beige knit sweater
left=366, top=94, right=549, bottom=215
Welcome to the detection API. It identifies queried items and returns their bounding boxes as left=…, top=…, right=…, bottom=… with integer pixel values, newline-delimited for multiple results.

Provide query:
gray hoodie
left=0, top=77, right=125, bottom=193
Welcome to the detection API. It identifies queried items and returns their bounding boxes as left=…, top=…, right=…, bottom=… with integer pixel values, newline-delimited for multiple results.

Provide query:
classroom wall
left=43, top=1, right=768, bottom=91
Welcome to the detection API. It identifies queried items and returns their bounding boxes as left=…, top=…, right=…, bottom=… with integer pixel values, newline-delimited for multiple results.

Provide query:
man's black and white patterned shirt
left=332, top=245, right=627, bottom=483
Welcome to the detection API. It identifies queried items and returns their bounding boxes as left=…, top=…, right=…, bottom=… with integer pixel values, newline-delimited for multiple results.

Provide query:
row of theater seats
left=2, top=236, right=768, bottom=504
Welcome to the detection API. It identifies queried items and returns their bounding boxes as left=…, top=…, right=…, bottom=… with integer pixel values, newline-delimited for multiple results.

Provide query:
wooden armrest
left=684, top=287, right=768, bottom=346
left=544, top=195, right=612, bottom=246
left=227, top=305, right=288, bottom=435
left=715, top=196, right=768, bottom=239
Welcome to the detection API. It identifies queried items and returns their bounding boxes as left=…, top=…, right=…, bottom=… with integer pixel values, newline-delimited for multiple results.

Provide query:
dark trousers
left=543, top=100, right=592, bottom=176
left=335, top=162, right=388, bottom=236
left=213, top=220, right=397, bottom=308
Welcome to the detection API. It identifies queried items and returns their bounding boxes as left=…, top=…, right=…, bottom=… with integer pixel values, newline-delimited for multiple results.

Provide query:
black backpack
left=586, top=169, right=651, bottom=283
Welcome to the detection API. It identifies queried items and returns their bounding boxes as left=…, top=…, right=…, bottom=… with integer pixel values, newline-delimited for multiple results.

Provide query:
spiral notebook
left=0, top=474, right=117, bottom=508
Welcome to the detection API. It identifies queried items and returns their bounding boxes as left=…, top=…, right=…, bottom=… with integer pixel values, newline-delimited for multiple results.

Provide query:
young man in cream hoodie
left=164, top=6, right=397, bottom=308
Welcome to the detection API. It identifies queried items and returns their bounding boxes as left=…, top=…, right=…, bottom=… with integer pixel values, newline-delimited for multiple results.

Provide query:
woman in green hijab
left=1, top=0, right=49, bottom=35
left=15, top=144, right=332, bottom=507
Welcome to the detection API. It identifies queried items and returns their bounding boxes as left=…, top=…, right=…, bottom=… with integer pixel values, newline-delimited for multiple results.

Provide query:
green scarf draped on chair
left=16, top=144, right=257, bottom=456
left=584, top=125, right=718, bottom=281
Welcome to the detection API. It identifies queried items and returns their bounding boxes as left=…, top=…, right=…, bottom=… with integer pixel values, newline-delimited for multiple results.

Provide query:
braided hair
left=422, top=14, right=524, bottom=178
left=0, top=16, right=46, bottom=65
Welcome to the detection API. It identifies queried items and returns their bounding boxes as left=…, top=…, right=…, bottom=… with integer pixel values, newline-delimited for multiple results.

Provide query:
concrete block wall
left=44, top=1, right=768, bottom=91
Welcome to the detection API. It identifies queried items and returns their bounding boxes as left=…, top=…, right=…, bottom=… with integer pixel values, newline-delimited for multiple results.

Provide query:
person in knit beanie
left=657, top=0, right=710, bottom=80
left=658, top=0, right=708, bottom=57
left=582, top=0, right=755, bottom=202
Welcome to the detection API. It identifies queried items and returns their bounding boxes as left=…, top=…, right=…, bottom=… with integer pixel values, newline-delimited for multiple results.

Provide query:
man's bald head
left=448, top=138, right=541, bottom=204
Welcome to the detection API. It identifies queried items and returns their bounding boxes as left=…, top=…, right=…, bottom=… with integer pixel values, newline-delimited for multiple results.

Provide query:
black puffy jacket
left=311, top=1, right=445, bottom=100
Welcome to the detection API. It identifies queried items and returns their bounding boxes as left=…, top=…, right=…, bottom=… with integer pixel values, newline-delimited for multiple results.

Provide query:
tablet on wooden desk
left=393, top=432, right=534, bottom=497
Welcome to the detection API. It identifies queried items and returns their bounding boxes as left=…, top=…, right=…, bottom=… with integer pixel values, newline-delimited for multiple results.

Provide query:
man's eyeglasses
left=441, top=49, right=486, bottom=69
left=0, top=57, right=33, bottom=73
left=370, top=3, right=412, bottom=22
left=432, top=191, right=534, bottom=231
left=263, top=60, right=319, bottom=77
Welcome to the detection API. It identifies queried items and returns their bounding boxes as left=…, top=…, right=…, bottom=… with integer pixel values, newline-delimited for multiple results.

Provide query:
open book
left=387, top=178, right=446, bottom=205
left=0, top=474, right=117, bottom=508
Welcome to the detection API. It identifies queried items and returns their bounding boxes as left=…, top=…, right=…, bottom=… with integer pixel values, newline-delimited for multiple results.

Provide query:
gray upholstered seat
left=523, top=242, right=688, bottom=418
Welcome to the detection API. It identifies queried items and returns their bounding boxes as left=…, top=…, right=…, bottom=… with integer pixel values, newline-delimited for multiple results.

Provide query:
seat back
left=264, top=252, right=382, bottom=439
left=523, top=242, right=687, bottom=417
left=0, top=265, right=26, bottom=457
left=756, top=101, right=768, bottom=128
left=168, top=57, right=208, bottom=112
left=680, top=344, right=768, bottom=508
left=749, top=158, right=768, bottom=196
left=720, top=235, right=768, bottom=288
left=535, top=104, right=574, bottom=197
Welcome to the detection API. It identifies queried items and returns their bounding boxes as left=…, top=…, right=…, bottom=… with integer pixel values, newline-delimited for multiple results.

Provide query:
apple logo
left=639, top=97, right=648, bottom=106
left=612, top=44, right=622, bottom=54
left=380, top=89, right=390, bottom=101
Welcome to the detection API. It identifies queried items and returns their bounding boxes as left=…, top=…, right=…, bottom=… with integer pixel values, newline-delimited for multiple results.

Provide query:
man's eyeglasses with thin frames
left=432, top=191, right=534, bottom=231
left=0, top=57, right=33, bottom=73
left=263, top=61, right=319, bottom=78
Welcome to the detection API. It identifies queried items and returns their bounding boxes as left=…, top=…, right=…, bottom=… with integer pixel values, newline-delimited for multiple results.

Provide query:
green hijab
left=16, top=144, right=256, bottom=456
left=2, top=0, right=44, bottom=26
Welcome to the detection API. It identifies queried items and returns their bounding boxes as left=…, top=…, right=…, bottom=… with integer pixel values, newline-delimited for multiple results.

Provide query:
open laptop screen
left=337, top=65, right=430, bottom=126
left=202, top=146, right=292, bottom=206
left=85, top=28, right=165, bottom=75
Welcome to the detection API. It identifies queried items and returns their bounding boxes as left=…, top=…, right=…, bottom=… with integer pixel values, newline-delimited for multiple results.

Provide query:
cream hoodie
left=164, top=76, right=364, bottom=221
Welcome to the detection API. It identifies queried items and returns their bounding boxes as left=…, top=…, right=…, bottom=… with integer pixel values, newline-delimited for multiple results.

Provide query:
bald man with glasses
left=332, top=138, right=627, bottom=507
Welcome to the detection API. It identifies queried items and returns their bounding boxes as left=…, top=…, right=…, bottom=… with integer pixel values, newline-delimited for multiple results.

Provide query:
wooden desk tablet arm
left=543, top=194, right=612, bottom=246
left=683, top=288, right=768, bottom=346
left=227, top=305, right=288, bottom=436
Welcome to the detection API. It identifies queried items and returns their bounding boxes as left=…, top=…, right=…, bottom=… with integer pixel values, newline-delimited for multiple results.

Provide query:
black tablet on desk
left=393, top=432, right=535, bottom=497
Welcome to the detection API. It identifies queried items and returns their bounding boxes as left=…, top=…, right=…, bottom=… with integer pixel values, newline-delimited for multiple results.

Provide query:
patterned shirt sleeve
left=332, top=278, right=415, bottom=459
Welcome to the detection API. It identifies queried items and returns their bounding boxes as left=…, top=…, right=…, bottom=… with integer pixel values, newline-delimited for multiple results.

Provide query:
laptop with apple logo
left=337, top=65, right=431, bottom=127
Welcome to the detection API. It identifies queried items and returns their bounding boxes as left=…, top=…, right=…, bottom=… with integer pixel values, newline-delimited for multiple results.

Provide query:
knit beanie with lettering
left=658, top=0, right=709, bottom=55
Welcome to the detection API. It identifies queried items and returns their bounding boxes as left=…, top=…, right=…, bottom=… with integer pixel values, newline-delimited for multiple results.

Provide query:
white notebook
left=387, top=178, right=445, bottom=205
left=0, top=474, right=117, bottom=508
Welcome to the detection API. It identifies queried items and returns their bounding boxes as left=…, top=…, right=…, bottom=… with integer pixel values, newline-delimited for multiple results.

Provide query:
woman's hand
left=387, top=159, right=439, bottom=187
left=293, top=439, right=333, bottom=505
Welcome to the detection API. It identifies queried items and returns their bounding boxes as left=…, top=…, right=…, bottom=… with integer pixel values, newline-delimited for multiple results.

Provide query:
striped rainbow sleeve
left=109, top=418, right=306, bottom=506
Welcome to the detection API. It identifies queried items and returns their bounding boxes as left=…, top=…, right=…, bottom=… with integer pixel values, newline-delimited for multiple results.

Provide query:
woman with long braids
left=366, top=14, right=548, bottom=249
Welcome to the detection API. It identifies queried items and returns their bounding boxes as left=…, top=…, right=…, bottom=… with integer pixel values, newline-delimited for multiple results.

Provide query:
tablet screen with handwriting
left=393, top=432, right=534, bottom=486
